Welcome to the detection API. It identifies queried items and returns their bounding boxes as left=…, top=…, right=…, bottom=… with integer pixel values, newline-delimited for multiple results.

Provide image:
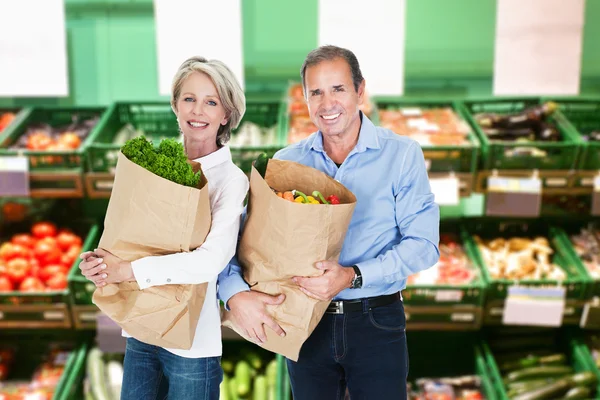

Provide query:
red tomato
left=26, top=132, right=53, bottom=150
left=57, top=132, right=81, bottom=149
left=31, top=222, right=57, bottom=239
left=11, top=234, right=36, bottom=249
left=19, top=276, right=45, bottom=292
left=55, top=232, right=82, bottom=252
left=6, top=258, right=30, bottom=285
left=0, top=243, right=30, bottom=261
left=45, top=272, right=68, bottom=290
left=0, top=276, right=12, bottom=291
left=33, top=241, right=61, bottom=266
left=39, top=264, right=68, bottom=283
left=29, top=258, right=41, bottom=279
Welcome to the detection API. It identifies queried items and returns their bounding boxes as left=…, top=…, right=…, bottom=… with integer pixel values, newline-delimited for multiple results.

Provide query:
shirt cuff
left=131, top=257, right=171, bottom=290
left=356, top=258, right=384, bottom=289
left=218, top=275, right=250, bottom=310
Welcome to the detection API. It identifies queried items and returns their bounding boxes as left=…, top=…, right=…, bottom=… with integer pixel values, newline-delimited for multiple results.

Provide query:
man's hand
left=227, top=291, right=286, bottom=343
left=293, top=261, right=354, bottom=301
left=78, top=248, right=134, bottom=287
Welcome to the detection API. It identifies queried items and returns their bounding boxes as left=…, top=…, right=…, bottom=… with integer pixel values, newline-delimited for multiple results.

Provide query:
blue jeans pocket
left=368, top=301, right=406, bottom=331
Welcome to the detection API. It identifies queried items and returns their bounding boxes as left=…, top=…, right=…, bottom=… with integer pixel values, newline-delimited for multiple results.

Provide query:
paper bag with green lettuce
left=92, top=137, right=211, bottom=350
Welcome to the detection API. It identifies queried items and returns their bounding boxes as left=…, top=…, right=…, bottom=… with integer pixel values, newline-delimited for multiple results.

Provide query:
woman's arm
left=131, top=174, right=249, bottom=289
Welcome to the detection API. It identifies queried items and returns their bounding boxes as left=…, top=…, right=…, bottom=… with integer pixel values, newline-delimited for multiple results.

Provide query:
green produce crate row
left=51, top=339, right=291, bottom=400
left=1, top=97, right=599, bottom=195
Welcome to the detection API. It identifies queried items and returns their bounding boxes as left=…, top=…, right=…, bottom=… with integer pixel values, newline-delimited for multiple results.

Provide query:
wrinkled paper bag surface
left=223, top=159, right=356, bottom=360
left=93, top=151, right=211, bottom=350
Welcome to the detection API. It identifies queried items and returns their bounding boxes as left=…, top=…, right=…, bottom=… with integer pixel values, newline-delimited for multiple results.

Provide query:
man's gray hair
left=300, top=45, right=364, bottom=97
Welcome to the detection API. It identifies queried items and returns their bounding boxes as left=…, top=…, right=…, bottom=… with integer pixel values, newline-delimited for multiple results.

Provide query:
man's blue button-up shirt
left=218, top=112, right=440, bottom=302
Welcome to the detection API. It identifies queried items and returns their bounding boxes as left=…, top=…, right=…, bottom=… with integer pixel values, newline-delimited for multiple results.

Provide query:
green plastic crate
left=276, top=354, right=291, bottom=400
left=460, top=98, right=582, bottom=170
left=55, top=339, right=91, bottom=400
left=0, top=332, right=83, bottom=400
left=373, top=97, right=480, bottom=174
left=229, top=99, right=284, bottom=174
left=407, top=331, right=497, bottom=400
left=465, top=219, right=590, bottom=300
left=86, top=102, right=178, bottom=173
left=0, top=107, right=108, bottom=171
left=464, top=219, right=591, bottom=325
left=0, top=218, right=99, bottom=329
left=553, top=220, right=600, bottom=297
left=551, top=98, right=600, bottom=170
left=87, top=101, right=284, bottom=175
left=482, top=328, right=599, bottom=400
left=402, top=221, right=488, bottom=329
left=0, top=108, right=28, bottom=136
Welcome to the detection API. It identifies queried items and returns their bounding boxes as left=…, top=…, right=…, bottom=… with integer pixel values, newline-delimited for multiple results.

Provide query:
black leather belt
left=325, top=292, right=401, bottom=314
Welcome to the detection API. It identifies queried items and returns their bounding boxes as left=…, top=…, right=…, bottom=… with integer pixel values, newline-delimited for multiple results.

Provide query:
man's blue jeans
left=287, top=297, right=409, bottom=400
left=120, top=337, right=222, bottom=400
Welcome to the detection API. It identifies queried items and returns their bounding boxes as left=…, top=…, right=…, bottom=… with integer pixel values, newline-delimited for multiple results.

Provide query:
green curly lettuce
left=121, top=136, right=201, bottom=188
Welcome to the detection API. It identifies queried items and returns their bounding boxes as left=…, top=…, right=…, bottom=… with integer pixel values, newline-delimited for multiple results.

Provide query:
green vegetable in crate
left=121, top=136, right=202, bottom=187
left=229, top=376, right=239, bottom=400
left=86, top=347, right=112, bottom=400
left=505, top=365, right=573, bottom=383
left=265, top=359, right=277, bottom=388
left=246, top=351, right=263, bottom=370
left=222, top=359, right=235, bottom=375
left=235, top=360, right=252, bottom=397
left=511, top=372, right=597, bottom=400
left=500, top=353, right=567, bottom=372
left=221, top=374, right=230, bottom=400
left=107, top=360, right=123, bottom=399
left=253, top=374, right=268, bottom=400
left=564, top=386, right=592, bottom=399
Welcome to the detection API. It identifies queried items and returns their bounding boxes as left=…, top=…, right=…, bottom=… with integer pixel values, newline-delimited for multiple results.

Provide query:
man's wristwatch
left=350, top=265, right=362, bottom=289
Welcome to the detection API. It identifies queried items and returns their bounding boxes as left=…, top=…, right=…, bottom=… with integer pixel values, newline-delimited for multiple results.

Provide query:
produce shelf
left=551, top=97, right=600, bottom=172
left=402, top=222, right=487, bottom=330
left=0, top=331, right=87, bottom=400
left=464, top=218, right=592, bottom=326
left=0, top=107, right=108, bottom=198
left=482, top=328, right=600, bottom=400
left=0, top=218, right=99, bottom=330
left=407, top=331, right=496, bottom=399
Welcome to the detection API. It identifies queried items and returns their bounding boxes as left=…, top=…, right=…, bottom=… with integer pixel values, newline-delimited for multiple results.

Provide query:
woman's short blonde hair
left=171, top=56, right=246, bottom=146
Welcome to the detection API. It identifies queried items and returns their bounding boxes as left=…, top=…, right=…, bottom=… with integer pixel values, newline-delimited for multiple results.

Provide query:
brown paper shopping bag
left=223, top=159, right=356, bottom=360
left=92, top=151, right=211, bottom=350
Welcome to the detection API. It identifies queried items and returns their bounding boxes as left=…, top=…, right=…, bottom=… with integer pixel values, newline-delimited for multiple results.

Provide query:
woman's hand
left=78, top=248, right=135, bottom=287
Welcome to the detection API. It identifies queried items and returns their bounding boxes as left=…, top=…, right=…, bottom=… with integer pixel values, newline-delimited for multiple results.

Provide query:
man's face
left=304, top=58, right=365, bottom=138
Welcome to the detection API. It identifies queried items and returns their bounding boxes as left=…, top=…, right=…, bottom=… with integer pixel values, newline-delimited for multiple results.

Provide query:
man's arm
left=358, top=141, right=440, bottom=288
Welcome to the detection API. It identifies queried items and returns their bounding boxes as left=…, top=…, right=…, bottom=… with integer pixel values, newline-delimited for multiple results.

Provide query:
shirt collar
left=192, top=145, right=232, bottom=170
left=310, top=111, right=381, bottom=154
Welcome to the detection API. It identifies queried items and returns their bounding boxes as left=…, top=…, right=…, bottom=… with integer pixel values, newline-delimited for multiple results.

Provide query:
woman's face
left=174, top=71, right=228, bottom=147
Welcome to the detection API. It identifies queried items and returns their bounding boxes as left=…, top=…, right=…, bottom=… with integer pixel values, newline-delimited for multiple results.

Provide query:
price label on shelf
left=430, top=176, right=460, bottom=206
left=486, top=175, right=542, bottom=217
left=503, top=286, right=565, bottom=327
left=0, top=156, right=29, bottom=197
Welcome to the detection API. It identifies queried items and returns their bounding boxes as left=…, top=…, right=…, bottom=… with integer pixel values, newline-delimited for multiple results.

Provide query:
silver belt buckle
left=329, top=301, right=344, bottom=314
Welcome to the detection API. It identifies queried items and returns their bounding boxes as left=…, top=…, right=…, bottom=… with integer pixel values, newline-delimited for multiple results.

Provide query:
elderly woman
left=78, top=56, right=254, bottom=399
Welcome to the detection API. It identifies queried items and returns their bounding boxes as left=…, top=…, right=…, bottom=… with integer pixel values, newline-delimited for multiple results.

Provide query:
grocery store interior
left=1, top=0, right=600, bottom=399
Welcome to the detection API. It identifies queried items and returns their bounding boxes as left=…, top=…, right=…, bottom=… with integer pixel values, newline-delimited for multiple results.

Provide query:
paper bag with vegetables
left=92, top=137, right=211, bottom=350
left=223, top=157, right=356, bottom=361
